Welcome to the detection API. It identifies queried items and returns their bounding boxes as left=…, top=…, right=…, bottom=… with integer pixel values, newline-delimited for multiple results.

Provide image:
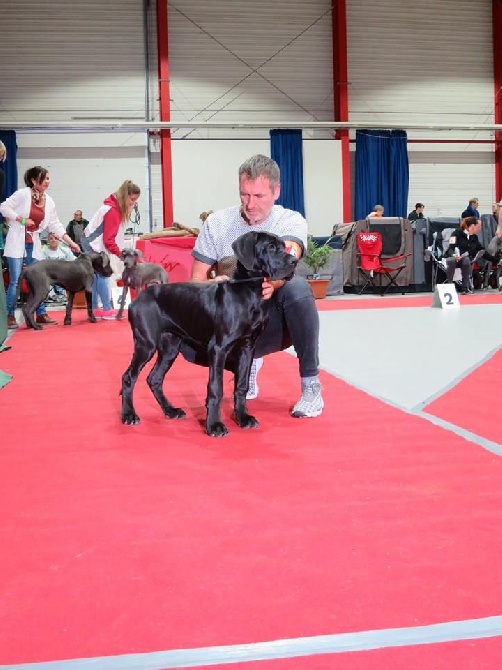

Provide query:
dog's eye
left=267, top=242, right=276, bottom=252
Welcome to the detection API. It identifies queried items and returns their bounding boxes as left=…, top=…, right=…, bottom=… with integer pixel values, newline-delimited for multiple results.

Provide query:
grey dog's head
left=121, top=248, right=144, bottom=269
left=232, top=231, right=298, bottom=281
left=88, top=251, right=114, bottom=278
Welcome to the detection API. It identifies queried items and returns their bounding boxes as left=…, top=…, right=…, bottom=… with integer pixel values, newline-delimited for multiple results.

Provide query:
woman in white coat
left=0, top=166, right=80, bottom=329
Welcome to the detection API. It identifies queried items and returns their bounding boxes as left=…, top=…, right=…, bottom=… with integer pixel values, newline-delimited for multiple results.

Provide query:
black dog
left=21, top=251, right=113, bottom=330
left=116, top=248, right=168, bottom=320
left=121, top=231, right=298, bottom=437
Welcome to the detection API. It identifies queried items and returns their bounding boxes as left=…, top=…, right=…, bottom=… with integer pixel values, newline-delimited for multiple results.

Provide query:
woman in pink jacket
left=82, top=180, right=140, bottom=319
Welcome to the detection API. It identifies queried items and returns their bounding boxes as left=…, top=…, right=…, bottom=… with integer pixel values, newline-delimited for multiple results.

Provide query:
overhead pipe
left=5, top=121, right=502, bottom=132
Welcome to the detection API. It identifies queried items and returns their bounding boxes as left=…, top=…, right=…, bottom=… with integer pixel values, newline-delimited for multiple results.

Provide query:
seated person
left=407, top=202, right=425, bottom=221
left=484, top=229, right=502, bottom=287
left=42, top=232, right=75, bottom=302
left=367, top=204, right=384, bottom=218
left=444, top=217, right=499, bottom=294
left=461, top=198, right=480, bottom=220
left=487, top=228, right=502, bottom=260
left=490, top=202, right=500, bottom=229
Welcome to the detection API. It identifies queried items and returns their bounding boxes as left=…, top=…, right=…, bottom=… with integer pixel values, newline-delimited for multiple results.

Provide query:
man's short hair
left=239, top=154, right=280, bottom=189
left=415, top=202, right=424, bottom=209
left=469, top=198, right=479, bottom=205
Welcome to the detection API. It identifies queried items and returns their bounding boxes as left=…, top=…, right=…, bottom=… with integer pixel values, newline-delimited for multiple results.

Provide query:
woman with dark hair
left=82, top=179, right=140, bottom=319
left=444, top=216, right=499, bottom=294
left=0, top=166, right=80, bottom=329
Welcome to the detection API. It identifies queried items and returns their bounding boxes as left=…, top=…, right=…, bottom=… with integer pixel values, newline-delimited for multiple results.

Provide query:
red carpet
left=424, top=348, right=502, bottom=444
left=1, top=311, right=502, bottom=666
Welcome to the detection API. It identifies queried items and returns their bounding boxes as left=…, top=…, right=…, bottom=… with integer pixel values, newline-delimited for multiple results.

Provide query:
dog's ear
left=134, top=249, right=144, bottom=262
left=100, top=251, right=110, bottom=267
left=232, top=231, right=259, bottom=270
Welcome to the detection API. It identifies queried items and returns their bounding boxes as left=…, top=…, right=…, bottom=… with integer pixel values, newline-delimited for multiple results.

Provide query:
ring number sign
left=432, top=284, right=460, bottom=309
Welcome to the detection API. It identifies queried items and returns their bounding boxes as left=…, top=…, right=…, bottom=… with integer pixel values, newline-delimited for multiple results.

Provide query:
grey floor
left=282, top=293, right=502, bottom=453
left=314, top=301, right=501, bottom=411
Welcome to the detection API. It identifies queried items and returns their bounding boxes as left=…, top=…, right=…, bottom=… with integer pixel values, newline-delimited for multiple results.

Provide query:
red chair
left=356, top=231, right=410, bottom=296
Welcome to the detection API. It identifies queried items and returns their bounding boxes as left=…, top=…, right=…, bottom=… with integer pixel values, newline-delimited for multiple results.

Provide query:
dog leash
left=226, top=277, right=268, bottom=284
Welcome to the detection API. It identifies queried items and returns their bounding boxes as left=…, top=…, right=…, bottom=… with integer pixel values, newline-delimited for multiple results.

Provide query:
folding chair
left=356, top=231, right=410, bottom=296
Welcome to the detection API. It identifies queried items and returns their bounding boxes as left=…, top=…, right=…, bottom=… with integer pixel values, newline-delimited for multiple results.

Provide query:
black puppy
left=21, top=251, right=113, bottom=330
left=121, top=231, right=298, bottom=437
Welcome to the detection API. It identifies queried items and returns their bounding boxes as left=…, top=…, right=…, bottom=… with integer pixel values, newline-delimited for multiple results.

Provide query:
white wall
left=170, top=139, right=342, bottom=236
left=16, top=134, right=149, bottom=232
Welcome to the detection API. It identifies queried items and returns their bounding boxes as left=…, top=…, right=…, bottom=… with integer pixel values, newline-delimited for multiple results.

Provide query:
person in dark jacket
left=407, top=202, right=425, bottom=221
left=66, top=210, right=89, bottom=250
left=461, top=198, right=480, bottom=220
left=444, top=216, right=499, bottom=294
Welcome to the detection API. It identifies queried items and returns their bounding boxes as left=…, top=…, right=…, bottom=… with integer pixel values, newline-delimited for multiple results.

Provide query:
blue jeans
left=80, top=236, right=112, bottom=311
left=6, top=244, right=46, bottom=317
left=92, top=273, right=112, bottom=310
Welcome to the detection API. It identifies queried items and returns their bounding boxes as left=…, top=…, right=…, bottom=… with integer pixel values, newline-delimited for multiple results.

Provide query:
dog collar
left=227, top=277, right=267, bottom=284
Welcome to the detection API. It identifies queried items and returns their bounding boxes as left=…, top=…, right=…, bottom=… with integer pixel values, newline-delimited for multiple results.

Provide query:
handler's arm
left=190, top=259, right=229, bottom=283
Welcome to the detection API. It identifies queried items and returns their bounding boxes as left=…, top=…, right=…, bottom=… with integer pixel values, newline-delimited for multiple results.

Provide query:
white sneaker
left=292, top=380, right=324, bottom=418
left=246, top=358, right=264, bottom=400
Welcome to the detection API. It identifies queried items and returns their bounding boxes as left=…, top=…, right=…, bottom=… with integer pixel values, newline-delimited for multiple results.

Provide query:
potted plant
left=302, top=238, right=335, bottom=299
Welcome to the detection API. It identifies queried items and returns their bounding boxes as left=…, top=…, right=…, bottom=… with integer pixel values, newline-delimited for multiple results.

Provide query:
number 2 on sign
left=437, top=284, right=460, bottom=309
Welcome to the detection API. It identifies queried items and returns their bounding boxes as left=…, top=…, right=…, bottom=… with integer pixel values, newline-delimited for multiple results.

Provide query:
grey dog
left=116, top=248, right=168, bottom=320
left=20, top=251, right=113, bottom=330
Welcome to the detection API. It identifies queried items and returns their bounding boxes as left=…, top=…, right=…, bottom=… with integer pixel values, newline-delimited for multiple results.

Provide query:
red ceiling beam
left=332, top=0, right=351, bottom=222
left=493, top=0, right=502, bottom=200
left=156, top=0, right=173, bottom=227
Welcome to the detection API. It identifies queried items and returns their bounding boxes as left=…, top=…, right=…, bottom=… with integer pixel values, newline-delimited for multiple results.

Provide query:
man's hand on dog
left=211, top=275, right=281, bottom=300
left=262, top=279, right=285, bottom=300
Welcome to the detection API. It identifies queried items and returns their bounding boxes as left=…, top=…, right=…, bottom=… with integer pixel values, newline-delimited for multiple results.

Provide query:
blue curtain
left=0, top=130, right=18, bottom=201
left=270, top=129, right=305, bottom=216
left=354, top=129, right=409, bottom=220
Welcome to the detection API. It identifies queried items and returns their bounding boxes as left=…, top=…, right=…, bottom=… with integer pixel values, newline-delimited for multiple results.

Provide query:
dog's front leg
left=233, top=347, right=259, bottom=429
left=116, top=286, right=129, bottom=320
left=205, top=347, right=228, bottom=437
left=64, top=292, right=76, bottom=326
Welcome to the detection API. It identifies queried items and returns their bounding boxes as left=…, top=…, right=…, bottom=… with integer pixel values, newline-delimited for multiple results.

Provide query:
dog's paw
left=88, top=316, right=96, bottom=324
left=164, top=407, right=186, bottom=420
left=63, top=317, right=72, bottom=326
left=206, top=421, right=229, bottom=437
left=122, top=412, right=141, bottom=425
left=235, top=412, right=259, bottom=429
left=32, top=324, right=43, bottom=331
